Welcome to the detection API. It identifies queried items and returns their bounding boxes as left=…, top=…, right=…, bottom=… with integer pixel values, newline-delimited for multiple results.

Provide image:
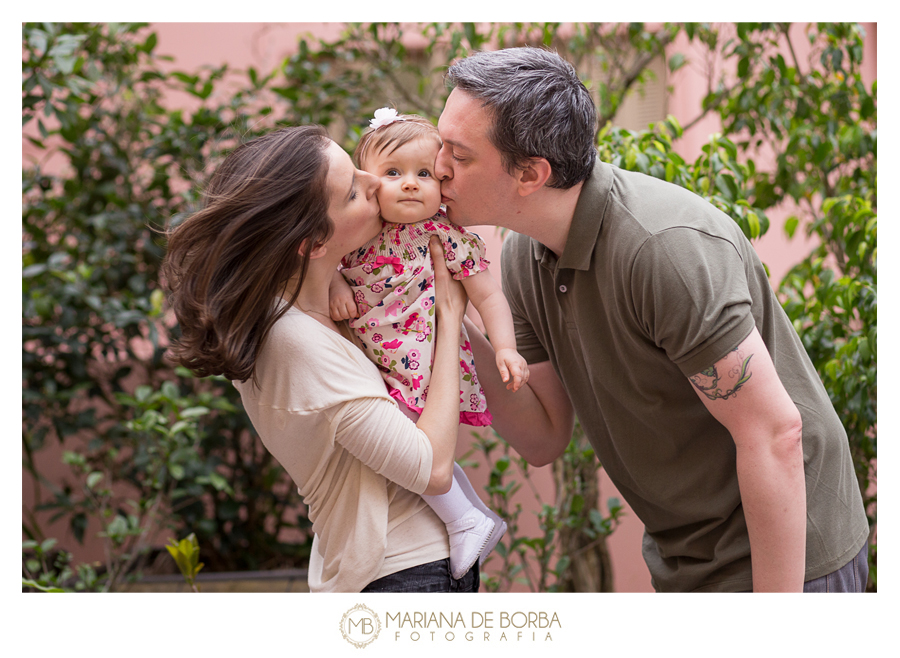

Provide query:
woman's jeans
left=361, top=558, right=480, bottom=593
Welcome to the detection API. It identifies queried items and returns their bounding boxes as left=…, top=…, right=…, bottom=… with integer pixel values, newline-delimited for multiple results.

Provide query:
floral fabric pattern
left=340, top=209, right=492, bottom=425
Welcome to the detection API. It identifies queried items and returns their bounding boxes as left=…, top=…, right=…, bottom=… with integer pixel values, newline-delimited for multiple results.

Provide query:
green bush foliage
left=22, top=23, right=314, bottom=590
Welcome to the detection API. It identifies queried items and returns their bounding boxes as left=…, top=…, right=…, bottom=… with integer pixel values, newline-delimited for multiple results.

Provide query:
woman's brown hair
left=163, top=125, right=332, bottom=383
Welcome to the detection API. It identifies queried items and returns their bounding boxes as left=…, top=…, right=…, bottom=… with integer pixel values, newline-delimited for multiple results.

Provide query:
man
left=436, top=47, right=868, bottom=592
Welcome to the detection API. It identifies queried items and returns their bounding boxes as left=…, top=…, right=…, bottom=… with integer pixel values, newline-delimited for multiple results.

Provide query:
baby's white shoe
left=453, top=462, right=508, bottom=567
left=446, top=510, right=496, bottom=580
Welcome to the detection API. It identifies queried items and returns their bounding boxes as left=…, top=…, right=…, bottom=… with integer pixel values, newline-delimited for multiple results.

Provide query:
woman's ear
left=299, top=238, right=328, bottom=259
left=516, top=158, right=552, bottom=196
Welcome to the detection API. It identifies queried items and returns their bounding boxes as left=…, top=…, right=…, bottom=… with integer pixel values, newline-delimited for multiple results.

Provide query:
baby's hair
left=354, top=112, right=441, bottom=171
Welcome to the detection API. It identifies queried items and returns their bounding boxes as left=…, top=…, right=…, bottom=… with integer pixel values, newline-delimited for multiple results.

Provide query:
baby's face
left=367, top=137, right=442, bottom=224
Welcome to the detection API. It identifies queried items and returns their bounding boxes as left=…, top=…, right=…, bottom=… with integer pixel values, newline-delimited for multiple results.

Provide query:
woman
left=163, top=126, right=475, bottom=592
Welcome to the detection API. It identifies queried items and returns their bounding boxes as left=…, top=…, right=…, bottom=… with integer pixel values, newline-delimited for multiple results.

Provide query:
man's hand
left=495, top=347, right=530, bottom=392
left=329, top=270, right=359, bottom=321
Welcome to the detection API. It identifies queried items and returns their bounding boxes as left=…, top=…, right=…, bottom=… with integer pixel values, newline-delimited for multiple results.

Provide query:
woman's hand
left=429, top=236, right=467, bottom=324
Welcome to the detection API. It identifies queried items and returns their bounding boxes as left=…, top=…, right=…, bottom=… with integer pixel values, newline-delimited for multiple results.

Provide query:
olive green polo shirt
left=501, top=159, right=868, bottom=592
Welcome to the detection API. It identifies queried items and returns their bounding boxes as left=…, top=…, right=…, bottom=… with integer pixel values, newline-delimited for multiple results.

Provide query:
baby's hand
left=329, top=272, right=360, bottom=321
left=495, top=348, right=529, bottom=392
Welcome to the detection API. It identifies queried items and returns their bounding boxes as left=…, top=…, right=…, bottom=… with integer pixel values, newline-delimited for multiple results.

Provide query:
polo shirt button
left=559, top=285, right=567, bottom=293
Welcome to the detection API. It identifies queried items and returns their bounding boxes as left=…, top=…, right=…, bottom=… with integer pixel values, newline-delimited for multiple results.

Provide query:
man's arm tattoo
left=689, top=349, right=754, bottom=401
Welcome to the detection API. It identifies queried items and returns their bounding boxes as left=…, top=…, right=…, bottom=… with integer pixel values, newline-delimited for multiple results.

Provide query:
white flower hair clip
left=369, top=107, right=404, bottom=130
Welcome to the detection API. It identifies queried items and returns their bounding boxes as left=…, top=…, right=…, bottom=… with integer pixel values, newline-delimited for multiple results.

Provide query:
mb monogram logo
left=340, top=604, right=382, bottom=648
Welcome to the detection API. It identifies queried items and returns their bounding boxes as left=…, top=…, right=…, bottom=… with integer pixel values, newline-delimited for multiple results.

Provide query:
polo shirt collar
left=531, top=158, right=612, bottom=271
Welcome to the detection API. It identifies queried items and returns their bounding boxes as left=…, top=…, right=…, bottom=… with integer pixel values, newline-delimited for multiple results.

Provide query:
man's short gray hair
left=446, top=47, right=597, bottom=189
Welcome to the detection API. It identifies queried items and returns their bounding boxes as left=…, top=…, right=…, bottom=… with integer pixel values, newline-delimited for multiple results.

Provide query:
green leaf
left=784, top=215, right=800, bottom=239
left=54, top=55, right=77, bottom=75
left=105, top=515, right=128, bottom=538
left=747, top=211, right=761, bottom=239
left=27, top=30, right=48, bottom=55
left=668, top=53, right=686, bottom=72
left=625, top=146, right=637, bottom=170
left=825, top=359, right=839, bottom=382
left=813, top=140, right=833, bottom=165
left=161, top=380, right=179, bottom=400
left=142, top=32, right=158, bottom=53
left=714, top=173, right=738, bottom=202
left=22, top=578, right=67, bottom=593
left=831, top=48, right=843, bottom=71
left=179, top=406, right=210, bottom=418
left=23, top=263, right=48, bottom=278
left=570, top=494, right=585, bottom=515
left=169, top=420, right=191, bottom=436
left=207, top=472, right=231, bottom=493
left=150, top=288, right=165, bottom=316
left=858, top=337, right=871, bottom=362
left=665, top=161, right=675, bottom=182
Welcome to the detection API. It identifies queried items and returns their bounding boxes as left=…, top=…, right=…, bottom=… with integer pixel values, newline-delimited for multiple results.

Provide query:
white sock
left=397, top=406, right=479, bottom=527
left=421, top=471, right=476, bottom=525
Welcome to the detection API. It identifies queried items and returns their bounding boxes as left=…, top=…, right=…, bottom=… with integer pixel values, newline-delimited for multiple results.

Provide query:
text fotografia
left=386, top=611, right=561, bottom=642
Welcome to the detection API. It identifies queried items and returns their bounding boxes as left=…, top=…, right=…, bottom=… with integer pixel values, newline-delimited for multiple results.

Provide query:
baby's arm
left=462, top=269, right=529, bottom=392
left=329, top=268, right=360, bottom=321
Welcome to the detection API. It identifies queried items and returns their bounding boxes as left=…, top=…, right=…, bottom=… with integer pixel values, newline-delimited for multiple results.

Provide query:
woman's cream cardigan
left=235, top=306, right=449, bottom=592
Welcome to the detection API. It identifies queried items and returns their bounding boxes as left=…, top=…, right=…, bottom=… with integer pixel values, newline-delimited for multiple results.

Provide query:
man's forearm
left=735, top=424, right=807, bottom=592
left=465, top=319, right=573, bottom=465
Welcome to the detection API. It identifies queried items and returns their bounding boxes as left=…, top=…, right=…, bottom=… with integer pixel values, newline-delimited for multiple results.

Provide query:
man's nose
left=435, top=145, right=451, bottom=180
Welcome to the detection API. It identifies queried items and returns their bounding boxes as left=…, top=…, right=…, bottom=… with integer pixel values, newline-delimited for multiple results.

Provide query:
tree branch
left=779, top=23, right=803, bottom=74
left=597, top=27, right=676, bottom=127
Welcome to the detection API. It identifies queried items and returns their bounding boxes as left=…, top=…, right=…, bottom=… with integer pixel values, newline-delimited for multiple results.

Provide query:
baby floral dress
left=340, top=208, right=492, bottom=426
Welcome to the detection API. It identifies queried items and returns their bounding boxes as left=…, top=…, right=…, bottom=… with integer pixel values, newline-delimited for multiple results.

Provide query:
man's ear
left=516, top=158, right=552, bottom=196
left=299, top=238, right=328, bottom=259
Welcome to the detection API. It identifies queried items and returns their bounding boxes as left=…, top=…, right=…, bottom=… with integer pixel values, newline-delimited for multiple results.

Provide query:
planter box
left=117, top=568, right=310, bottom=593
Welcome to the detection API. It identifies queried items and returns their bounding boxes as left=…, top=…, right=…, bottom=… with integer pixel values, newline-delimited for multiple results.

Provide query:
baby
left=330, top=108, right=529, bottom=580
